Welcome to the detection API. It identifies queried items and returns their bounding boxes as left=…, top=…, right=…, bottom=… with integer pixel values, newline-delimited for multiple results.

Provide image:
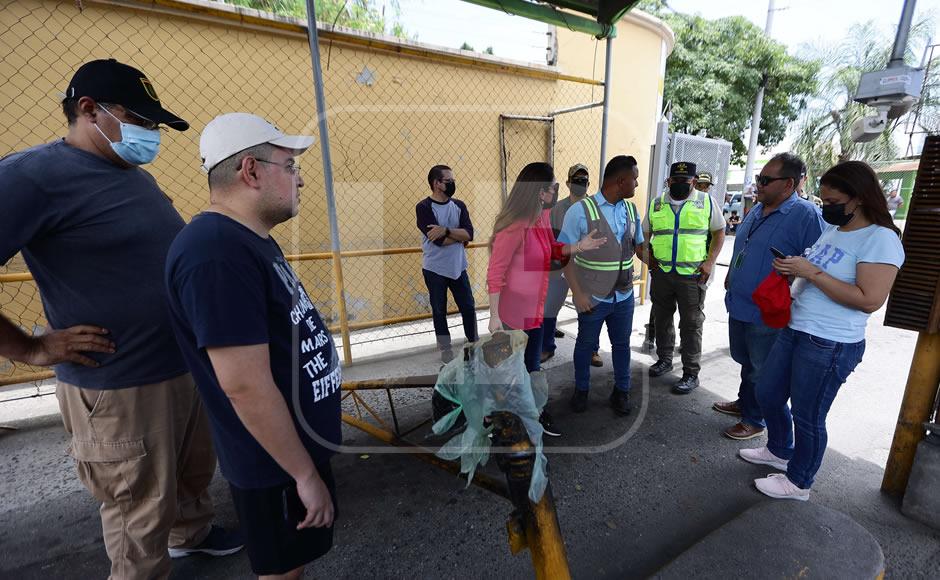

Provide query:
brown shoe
left=540, top=351, right=555, bottom=364
left=591, top=352, right=603, bottom=367
left=723, top=422, right=765, bottom=440
left=712, top=400, right=742, bottom=417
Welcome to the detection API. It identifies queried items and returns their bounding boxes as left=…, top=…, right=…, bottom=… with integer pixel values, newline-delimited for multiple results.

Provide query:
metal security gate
left=648, top=121, right=733, bottom=210
left=500, top=115, right=555, bottom=200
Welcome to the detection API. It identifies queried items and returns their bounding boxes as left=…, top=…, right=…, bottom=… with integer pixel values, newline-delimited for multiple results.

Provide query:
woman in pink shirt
left=487, top=162, right=605, bottom=374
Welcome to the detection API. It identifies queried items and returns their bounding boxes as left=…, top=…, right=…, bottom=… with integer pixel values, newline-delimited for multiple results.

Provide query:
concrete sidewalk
left=2, top=249, right=939, bottom=578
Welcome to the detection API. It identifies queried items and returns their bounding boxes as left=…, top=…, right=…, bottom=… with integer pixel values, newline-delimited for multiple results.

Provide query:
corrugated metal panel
left=885, top=135, right=940, bottom=334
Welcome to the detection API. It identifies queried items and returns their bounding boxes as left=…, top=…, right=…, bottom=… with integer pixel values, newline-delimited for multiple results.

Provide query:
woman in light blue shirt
left=738, top=161, right=905, bottom=501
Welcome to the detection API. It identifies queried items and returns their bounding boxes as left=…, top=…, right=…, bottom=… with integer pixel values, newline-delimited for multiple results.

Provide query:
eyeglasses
left=755, top=175, right=790, bottom=187
left=99, top=103, right=161, bottom=131
left=254, top=158, right=301, bottom=176
left=570, top=178, right=589, bottom=186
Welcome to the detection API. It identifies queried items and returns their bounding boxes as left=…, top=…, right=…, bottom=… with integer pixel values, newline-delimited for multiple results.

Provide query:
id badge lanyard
left=732, top=212, right=772, bottom=270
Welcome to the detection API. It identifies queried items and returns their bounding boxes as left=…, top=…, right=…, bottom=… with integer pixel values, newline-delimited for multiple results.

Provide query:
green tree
left=792, top=18, right=936, bottom=186
left=460, top=42, right=475, bottom=51
left=223, top=0, right=409, bottom=38
left=638, top=1, right=819, bottom=165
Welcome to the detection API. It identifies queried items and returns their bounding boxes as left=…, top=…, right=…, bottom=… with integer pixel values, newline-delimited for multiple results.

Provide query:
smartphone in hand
left=282, top=485, right=306, bottom=525
left=770, top=246, right=787, bottom=260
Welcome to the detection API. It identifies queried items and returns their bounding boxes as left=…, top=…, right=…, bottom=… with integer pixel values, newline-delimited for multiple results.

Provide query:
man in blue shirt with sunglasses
left=716, top=152, right=825, bottom=440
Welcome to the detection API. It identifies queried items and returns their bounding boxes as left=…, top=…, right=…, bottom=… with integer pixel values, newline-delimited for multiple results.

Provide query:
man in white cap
left=164, top=113, right=341, bottom=579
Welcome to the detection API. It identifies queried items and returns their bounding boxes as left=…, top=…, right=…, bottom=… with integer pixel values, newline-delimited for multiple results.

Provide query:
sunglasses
left=755, top=175, right=790, bottom=187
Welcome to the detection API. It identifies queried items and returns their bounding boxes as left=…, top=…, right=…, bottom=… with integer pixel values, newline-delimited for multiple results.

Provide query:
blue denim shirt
left=725, top=192, right=825, bottom=324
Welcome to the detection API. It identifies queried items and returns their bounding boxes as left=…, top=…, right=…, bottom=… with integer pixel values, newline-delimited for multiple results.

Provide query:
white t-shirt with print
left=789, top=224, right=905, bottom=343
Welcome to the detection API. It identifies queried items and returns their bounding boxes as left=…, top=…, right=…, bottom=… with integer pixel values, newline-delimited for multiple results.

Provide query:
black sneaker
left=169, top=525, right=244, bottom=559
left=540, top=350, right=555, bottom=364
left=648, top=359, right=674, bottom=377
left=569, top=390, right=588, bottom=413
left=672, top=374, right=700, bottom=395
left=539, top=411, right=561, bottom=437
left=609, top=390, right=632, bottom=416
left=554, top=329, right=565, bottom=338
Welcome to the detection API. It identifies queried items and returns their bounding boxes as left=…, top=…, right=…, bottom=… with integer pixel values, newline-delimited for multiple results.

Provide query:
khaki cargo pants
left=650, top=268, right=708, bottom=376
left=57, top=373, right=216, bottom=580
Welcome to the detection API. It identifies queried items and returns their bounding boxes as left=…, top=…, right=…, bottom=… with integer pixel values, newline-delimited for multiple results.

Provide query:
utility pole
left=742, top=0, right=776, bottom=189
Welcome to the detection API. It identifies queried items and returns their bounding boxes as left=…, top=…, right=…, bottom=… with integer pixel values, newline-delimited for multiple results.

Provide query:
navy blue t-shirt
left=0, top=140, right=187, bottom=389
left=165, top=212, right=342, bottom=489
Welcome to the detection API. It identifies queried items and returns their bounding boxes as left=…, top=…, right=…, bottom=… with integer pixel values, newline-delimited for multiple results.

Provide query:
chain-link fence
left=660, top=132, right=733, bottom=210
left=0, top=0, right=606, bottom=389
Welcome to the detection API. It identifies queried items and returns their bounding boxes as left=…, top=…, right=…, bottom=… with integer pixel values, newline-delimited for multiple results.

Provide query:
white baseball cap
left=200, top=112, right=316, bottom=173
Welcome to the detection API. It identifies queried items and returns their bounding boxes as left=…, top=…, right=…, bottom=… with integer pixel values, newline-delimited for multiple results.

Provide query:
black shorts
left=229, top=461, right=338, bottom=576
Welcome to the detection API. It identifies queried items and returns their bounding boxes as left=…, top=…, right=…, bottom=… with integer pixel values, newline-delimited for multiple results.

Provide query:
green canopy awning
left=461, top=0, right=643, bottom=38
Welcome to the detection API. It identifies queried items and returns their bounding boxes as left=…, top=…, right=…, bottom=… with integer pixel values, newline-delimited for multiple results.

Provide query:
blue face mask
left=94, top=106, right=161, bottom=165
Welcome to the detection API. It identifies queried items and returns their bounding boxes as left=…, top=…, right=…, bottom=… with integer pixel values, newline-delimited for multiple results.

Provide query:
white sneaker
left=754, top=473, right=810, bottom=501
left=739, top=446, right=789, bottom=471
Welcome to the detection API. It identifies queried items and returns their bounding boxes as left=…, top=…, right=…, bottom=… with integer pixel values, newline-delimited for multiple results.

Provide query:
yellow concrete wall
left=555, top=11, right=673, bottom=210
left=0, top=0, right=671, bottom=375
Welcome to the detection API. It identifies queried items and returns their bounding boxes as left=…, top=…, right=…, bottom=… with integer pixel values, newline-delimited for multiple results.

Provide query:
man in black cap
left=0, top=59, right=240, bottom=578
left=638, top=162, right=726, bottom=394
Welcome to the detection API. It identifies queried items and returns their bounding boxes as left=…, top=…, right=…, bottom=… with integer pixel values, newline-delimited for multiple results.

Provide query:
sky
left=392, top=0, right=940, bottom=64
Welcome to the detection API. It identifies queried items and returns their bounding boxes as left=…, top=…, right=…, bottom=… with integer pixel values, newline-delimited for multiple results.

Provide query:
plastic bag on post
left=431, top=330, right=549, bottom=502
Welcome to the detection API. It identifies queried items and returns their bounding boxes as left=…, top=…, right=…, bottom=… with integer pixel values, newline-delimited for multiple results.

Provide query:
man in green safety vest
left=638, top=162, right=726, bottom=394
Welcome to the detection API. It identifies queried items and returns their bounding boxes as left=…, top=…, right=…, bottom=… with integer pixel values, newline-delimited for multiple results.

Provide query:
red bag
left=751, top=271, right=792, bottom=329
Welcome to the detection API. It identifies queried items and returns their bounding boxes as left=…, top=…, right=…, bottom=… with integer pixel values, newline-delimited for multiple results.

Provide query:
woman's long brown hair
left=819, top=161, right=901, bottom=237
left=489, top=162, right=555, bottom=249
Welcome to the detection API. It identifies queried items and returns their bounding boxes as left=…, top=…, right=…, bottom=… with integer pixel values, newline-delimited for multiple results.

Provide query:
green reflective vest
left=572, top=195, right=637, bottom=297
left=648, top=191, right=712, bottom=275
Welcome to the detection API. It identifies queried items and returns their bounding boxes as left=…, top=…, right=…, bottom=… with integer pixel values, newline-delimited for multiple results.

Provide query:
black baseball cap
left=670, top=161, right=697, bottom=179
left=65, top=59, right=189, bottom=131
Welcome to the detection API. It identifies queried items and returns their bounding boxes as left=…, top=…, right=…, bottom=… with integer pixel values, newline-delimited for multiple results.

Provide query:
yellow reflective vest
left=648, top=191, right=712, bottom=275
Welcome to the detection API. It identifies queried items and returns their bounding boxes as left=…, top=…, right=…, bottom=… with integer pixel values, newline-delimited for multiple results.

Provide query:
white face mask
left=94, top=105, right=161, bottom=165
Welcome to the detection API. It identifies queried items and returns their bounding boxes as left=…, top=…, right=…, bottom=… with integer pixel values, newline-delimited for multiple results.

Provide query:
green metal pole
left=898, top=170, right=915, bottom=220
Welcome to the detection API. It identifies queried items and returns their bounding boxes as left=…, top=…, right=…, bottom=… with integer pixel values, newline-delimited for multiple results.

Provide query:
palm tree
left=793, top=18, right=936, bottom=189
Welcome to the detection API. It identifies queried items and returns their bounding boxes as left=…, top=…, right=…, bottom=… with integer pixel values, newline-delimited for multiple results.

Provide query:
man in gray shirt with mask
left=415, top=165, right=477, bottom=362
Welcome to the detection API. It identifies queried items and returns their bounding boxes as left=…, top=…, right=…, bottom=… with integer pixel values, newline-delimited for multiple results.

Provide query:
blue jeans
left=728, top=318, right=781, bottom=429
left=573, top=297, right=634, bottom=393
left=422, top=269, right=478, bottom=350
left=504, top=323, right=543, bottom=373
left=541, top=272, right=570, bottom=354
left=755, top=327, right=865, bottom=489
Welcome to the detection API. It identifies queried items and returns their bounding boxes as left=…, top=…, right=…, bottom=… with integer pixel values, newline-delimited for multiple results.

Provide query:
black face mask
left=822, top=203, right=854, bottom=226
left=669, top=182, right=692, bottom=200
left=570, top=179, right=588, bottom=197
left=443, top=181, right=456, bottom=198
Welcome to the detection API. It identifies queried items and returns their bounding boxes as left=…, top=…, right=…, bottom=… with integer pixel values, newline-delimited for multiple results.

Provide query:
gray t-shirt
left=415, top=197, right=473, bottom=279
left=0, top=140, right=188, bottom=389
left=642, top=192, right=726, bottom=236
left=886, top=194, right=903, bottom=211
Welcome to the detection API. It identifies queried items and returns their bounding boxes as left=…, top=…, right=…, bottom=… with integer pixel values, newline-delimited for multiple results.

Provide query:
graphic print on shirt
left=272, top=256, right=343, bottom=406
left=807, top=243, right=846, bottom=270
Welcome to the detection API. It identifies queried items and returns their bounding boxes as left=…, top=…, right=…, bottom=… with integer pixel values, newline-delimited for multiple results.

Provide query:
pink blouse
left=487, top=210, right=567, bottom=330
